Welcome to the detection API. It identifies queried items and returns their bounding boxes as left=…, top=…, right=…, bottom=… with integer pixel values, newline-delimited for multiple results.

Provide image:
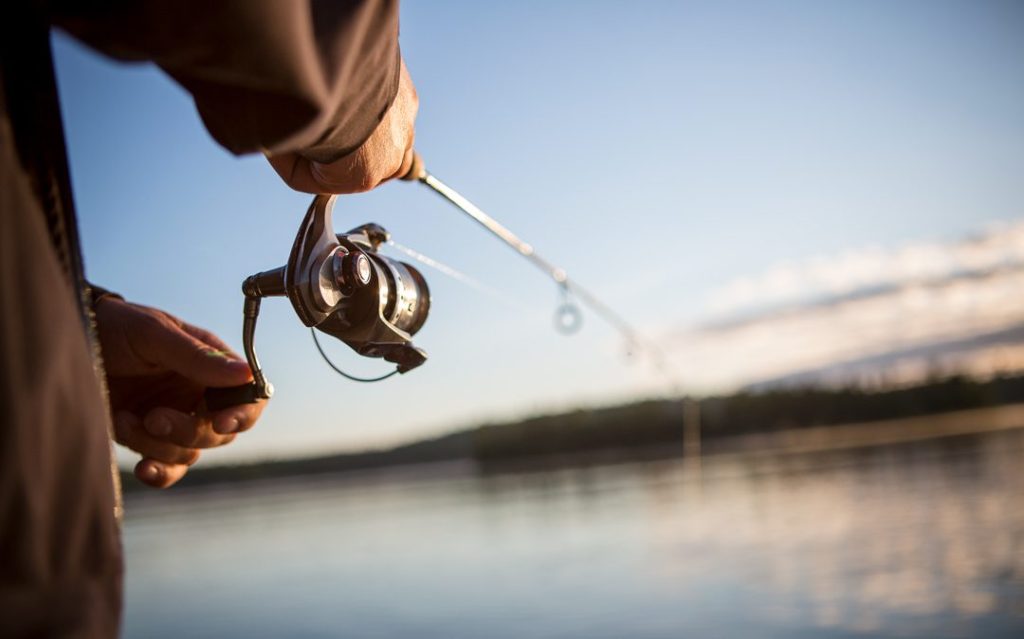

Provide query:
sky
left=51, top=0, right=1024, bottom=464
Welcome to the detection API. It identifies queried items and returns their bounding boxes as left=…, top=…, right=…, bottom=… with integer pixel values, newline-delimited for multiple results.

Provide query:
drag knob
left=334, top=250, right=373, bottom=295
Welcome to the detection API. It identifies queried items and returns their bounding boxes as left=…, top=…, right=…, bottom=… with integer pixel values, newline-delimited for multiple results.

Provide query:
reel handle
left=202, top=293, right=274, bottom=411
left=204, top=383, right=263, bottom=412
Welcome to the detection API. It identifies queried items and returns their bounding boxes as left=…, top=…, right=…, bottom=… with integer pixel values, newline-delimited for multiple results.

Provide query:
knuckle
left=354, top=167, right=380, bottom=192
left=199, top=428, right=227, bottom=448
left=138, top=314, right=164, bottom=338
left=355, top=177, right=378, bottom=193
left=182, top=449, right=201, bottom=466
left=187, top=428, right=208, bottom=449
left=382, top=153, right=403, bottom=182
left=237, top=406, right=264, bottom=432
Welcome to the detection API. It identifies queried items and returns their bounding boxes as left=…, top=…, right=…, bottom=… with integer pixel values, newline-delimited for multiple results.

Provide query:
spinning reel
left=204, top=194, right=430, bottom=411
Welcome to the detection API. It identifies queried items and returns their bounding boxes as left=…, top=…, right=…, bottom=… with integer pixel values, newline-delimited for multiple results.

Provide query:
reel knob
left=334, top=249, right=373, bottom=295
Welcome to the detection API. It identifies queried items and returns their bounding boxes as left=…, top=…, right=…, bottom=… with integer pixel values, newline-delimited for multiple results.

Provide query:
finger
left=267, top=153, right=327, bottom=194
left=136, top=319, right=253, bottom=388
left=135, top=458, right=190, bottom=489
left=210, top=399, right=266, bottom=435
left=392, top=146, right=415, bottom=182
left=114, top=413, right=201, bottom=465
left=112, top=410, right=143, bottom=449
left=180, top=321, right=237, bottom=358
left=143, top=406, right=236, bottom=449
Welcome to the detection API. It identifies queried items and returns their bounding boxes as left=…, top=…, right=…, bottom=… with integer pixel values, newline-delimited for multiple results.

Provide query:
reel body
left=205, top=195, right=429, bottom=411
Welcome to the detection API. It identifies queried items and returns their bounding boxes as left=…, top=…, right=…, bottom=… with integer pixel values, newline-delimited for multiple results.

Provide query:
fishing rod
left=399, top=152, right=676, bottom=381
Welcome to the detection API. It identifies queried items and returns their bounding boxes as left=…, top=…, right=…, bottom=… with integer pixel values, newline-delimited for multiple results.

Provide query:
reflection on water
left=122, top=430, right=1024, bottom=638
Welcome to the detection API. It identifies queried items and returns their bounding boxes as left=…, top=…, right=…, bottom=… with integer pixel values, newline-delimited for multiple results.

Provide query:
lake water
left=121, top=430, right=1024, bottom=638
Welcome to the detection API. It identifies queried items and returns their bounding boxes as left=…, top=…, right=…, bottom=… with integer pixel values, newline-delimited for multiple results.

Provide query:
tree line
left=137, top=373, right=1024, bottom=491
left=471, top=374, right=1024, bottom=461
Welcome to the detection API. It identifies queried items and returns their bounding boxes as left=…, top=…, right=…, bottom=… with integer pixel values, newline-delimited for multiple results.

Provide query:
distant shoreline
left=706, top=403, right=1024, bottom=457
left=123, top=393, right=1024, bottom=493
left=471, top=402, right=1024, bottom=475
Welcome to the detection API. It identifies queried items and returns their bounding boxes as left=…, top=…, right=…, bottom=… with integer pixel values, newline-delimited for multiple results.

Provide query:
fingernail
left=214, top=416, right=239, bottom=435
left=146, top=415, right=172, bottom=437
left=138, top=462, right=162, bottom=483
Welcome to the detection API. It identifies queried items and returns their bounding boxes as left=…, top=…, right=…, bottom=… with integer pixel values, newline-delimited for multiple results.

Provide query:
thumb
left=139, top=321, right=253, bottom=388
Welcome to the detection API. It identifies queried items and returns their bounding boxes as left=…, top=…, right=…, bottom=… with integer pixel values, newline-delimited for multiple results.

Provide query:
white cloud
left=706, top=221, right=1024, bottom=317
left=659, top=221, right=1024, bottom=391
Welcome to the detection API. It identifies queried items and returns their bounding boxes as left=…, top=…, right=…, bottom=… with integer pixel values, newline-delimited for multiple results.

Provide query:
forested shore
left=124, top=374, right=1024, bottom=492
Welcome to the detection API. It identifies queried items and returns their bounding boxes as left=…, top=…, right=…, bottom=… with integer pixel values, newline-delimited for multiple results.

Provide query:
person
left=0, top=1, right=417, bottom=636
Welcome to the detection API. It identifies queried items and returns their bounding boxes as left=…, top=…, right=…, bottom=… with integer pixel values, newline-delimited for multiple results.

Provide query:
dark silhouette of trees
left=471, top=375, right=1024, bottom=461
left=139, top=374, right=1024, bottom=491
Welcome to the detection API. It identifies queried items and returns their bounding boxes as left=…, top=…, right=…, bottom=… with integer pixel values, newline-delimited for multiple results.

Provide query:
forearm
left=52, top=0, right=401, bottom=159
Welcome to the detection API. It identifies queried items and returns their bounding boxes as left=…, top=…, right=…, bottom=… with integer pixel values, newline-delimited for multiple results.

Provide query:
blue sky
left=52, top=1, right=1024, bottom=463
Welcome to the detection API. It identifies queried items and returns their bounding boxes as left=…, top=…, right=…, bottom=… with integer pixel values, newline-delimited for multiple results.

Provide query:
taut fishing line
left=385, top=239, right=525, bottom=311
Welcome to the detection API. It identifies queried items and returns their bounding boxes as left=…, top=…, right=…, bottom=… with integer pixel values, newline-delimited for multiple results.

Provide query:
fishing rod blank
left=399, top=153, right=671, bottom=374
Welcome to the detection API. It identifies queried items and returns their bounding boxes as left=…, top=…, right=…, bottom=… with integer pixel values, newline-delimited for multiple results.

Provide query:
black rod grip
left=204, top=383, right=262, bottom=412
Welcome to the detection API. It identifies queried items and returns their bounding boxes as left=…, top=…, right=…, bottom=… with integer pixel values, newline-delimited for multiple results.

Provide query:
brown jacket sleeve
left=52, top=0, right=401, bottom=163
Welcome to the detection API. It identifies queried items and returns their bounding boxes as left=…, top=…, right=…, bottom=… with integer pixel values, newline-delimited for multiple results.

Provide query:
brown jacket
left=0, top=1, right=399, bottom=636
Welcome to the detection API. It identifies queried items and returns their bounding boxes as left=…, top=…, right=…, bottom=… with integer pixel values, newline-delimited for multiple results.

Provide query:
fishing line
left=311, top=328, right=399, bottom=383
left=412, top=168, right=680, bottom=390
left=385, top=239, right=525, bottom=310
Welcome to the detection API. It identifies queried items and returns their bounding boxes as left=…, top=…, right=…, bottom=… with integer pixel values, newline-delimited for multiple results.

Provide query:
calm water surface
left=122, top=430, right=1024, bottom=638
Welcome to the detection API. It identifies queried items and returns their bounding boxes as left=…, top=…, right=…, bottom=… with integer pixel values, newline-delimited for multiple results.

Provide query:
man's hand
left=95, top=297, right=266, bottom=488
left=267, top=59, right=418, bottom=194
